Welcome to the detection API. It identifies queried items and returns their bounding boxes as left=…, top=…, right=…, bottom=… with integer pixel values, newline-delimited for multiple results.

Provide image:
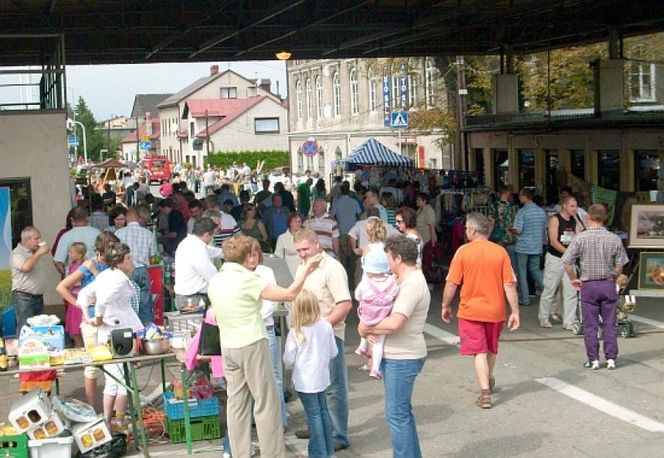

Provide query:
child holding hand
left=283, top=289, right=338, bottom=458
left=354, top=249, right=399, bottom=380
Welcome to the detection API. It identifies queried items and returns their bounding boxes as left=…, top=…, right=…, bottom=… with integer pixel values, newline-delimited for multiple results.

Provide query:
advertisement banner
left=591, top=185, right=617, bottom=225
left=399, top=63, right=408, bottom=110
left=382, top=72, right=391, bottom=127
left=0, top=187, right=11, bottom=308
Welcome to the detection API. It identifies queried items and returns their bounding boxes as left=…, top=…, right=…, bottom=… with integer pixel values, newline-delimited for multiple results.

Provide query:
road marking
left=629, top=314, right=664, bottom=331
left=424, top=323, right=460, bottom=346
left=536, top=377, right=664, bottom=433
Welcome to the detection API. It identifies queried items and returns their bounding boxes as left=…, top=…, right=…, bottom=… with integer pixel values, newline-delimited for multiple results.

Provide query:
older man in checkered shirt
left=115, top=206, right=157, bottom=323
left=562, top=204, right=628, bottom=371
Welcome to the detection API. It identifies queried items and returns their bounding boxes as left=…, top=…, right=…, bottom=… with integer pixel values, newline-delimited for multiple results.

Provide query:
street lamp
left=67, top=118, right=88, bottom=163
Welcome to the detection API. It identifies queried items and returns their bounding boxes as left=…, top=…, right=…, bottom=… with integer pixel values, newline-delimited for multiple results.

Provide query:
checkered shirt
left=561, top=227, right=628, bottom=281
left=115, top=222, right=157, bottom=267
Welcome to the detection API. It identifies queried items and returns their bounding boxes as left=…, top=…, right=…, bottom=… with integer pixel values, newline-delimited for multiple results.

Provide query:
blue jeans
left=299, top=391, right=334, bottom=458
left=13, top=291, right=44, bottom=334
left=266, top=325, right=288, bottom=427
left=504, top=244, right=517, bottom=278
left=516, top=253, right=544, bottom=305
left=132, top=267, right=153, bottom=323
left=325, top=337, right=349, bottom=448
left=382, top=358, right=425, bottom=458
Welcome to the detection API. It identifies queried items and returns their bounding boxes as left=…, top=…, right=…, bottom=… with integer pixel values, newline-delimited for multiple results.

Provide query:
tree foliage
left=70, top=97, right=121, bottom=161
left=206, top=150, right=290, bottom=172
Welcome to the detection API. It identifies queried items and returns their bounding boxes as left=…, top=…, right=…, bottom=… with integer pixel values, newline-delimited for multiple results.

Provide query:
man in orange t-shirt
left=441, top=212, right=520, bottom=409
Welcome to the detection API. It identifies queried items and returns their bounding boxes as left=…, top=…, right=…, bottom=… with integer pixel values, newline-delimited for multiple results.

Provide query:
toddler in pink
left=354, top=247, right=399, bottom=379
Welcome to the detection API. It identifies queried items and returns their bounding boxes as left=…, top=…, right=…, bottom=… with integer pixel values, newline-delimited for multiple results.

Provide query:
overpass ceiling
left=1, top=0, right=664, bottom=66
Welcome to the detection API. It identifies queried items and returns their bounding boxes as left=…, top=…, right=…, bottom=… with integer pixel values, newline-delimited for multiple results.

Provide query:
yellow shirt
left=209, top=262, right=269, bottom=349
left=298, top=252, right=351, bottom=341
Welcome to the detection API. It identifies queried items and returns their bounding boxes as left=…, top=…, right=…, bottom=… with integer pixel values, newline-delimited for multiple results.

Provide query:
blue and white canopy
left=334, top=138, right=414, bottom=168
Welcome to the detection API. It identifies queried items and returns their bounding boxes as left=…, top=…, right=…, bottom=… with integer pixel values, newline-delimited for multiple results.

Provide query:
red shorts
left=458, top=318, right=504, bottom=356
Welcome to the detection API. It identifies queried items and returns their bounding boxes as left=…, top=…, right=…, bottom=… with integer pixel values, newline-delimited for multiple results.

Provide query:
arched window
left=297, top=147, right=304, bottom=173
left=333, top=72, right=341, bottom=116
left=295, top=79, right=303, bottom=119
left=426, top=57, right=438, bottom=108
left=305, top=78, right=313, bottom=118
left=316, top=76, right=323, bottom=118
left=368, top=67, right=377, bottom=111
left=350, top=68, right=359, bottom=115
left=408, top=58, right=418, bottom=108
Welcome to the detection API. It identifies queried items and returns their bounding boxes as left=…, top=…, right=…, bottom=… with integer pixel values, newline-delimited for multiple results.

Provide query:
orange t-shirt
left=446, top=239, right=516, bottom=323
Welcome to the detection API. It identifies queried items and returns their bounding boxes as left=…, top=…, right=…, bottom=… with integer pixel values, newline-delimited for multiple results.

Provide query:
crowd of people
left=9, top=160, right=630, bottom=457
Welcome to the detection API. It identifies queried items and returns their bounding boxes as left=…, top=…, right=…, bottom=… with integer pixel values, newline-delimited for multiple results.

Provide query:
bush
left=206, top=151, right=289, bottom=172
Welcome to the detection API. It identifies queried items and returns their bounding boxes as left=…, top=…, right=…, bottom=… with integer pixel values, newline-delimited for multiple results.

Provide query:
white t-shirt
left=283, top=319, right=338, bottom=393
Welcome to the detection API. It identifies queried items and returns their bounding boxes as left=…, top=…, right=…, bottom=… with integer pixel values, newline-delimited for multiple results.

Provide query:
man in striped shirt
left=305, top=198, right=340, bottom=258
left=511, top=188, right=548, bottom=306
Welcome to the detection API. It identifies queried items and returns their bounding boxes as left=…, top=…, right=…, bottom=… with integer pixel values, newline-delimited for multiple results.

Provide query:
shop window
left=597, top=150, right=620, bottom=190
left=518, top=149, right=535, bottom=189
left=546, top=150, right=559, bottom=205
left=635, top=150, right=660, bottom=191
left=473, top=149, right=485, bottom=185
left=571, top=149, right=585, bottom=180
left=492, top=149, right=509, bottom=189
left=0, top=177, right=33, bottom=248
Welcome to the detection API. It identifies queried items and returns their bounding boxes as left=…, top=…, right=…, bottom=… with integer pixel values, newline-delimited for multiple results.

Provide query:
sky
left=65, top=60, right=287, bottom=121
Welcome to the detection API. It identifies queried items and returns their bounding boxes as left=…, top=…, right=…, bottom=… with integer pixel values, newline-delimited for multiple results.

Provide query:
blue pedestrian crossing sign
left=391, top=111, right=409, bottom=129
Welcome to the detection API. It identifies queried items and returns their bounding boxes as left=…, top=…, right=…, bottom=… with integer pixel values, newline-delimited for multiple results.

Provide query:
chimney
left=210, top=65, right=219, bottom=76
left=260, top=79, right=272, bottom=93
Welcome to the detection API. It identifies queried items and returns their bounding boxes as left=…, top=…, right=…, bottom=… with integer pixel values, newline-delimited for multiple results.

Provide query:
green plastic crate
left=0, top=434, right=29, bottom=458
left=166, top=415, right=221, bottom=443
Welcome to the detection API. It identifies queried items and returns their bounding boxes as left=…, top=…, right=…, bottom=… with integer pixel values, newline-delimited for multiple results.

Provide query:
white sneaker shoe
left=584, top=360, right=600, bottom=370
left=607, top=359, right=616, bottom=370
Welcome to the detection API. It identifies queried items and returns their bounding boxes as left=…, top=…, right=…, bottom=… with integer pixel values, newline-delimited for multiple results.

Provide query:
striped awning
left=334, top=138, right=414, bottom=168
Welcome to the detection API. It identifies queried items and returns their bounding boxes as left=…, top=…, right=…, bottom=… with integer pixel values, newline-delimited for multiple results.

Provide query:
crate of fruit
left=163, top=391, right=219, bottom=420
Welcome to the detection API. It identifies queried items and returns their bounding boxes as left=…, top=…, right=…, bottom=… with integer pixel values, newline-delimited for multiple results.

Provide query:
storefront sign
left=383, top=72, right=391, bottom=128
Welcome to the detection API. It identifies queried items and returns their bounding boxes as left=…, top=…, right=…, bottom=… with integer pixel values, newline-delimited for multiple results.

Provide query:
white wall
left=0, top=111, right=72, bottom=306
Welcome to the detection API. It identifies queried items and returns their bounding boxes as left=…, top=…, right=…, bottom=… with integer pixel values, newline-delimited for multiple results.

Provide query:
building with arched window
left=287, top=58, right=450, bottom=178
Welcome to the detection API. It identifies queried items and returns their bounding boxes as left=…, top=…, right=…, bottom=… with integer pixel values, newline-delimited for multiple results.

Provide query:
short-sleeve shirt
left=514, top=203, right=548, bottom=255
left=416, top=205, right=436, bottom=245
left=561, top=227, right=628, bottom=281
left=298, top=253, right=351, bottom=341
left=11, top=244, right=49, bottom=295
left=446, top=239, right=516, bottom=323
left=305, top=213, right=339, bottom=254
left=53, top=226, right=101, bottom=263
left=383, top=269, right=430, bottom=359
left=208, top=262, right=269, bottom=349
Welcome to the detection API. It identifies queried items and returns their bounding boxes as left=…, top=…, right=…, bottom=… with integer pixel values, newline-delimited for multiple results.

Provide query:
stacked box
left=8, top=389, right=52, bottom=434
left=163, top=392, right=219, bottom=420
left=166, top=415, right=221, bottom=443
left=27, top=435, right=74, bottom=458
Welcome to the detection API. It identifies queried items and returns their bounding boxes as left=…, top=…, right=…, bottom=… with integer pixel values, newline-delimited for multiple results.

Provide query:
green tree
left=72, top=97, right=106, bottom=162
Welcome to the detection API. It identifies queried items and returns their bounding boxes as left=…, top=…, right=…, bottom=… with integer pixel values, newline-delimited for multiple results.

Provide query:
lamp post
left=67, top=118, right=88, bottom=163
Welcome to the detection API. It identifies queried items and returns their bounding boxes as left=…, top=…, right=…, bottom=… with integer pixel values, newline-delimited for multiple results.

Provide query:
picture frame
left=629, top=204, right=664, bottom=248
left=638, top=252, right=664, bottom=290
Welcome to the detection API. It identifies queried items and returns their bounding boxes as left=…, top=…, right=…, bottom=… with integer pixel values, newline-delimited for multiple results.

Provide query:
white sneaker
left=607, top=359, right=616, bottom=370
left=539, top=319, right=552, bottom=328
left=584, top=360, right=600, bottom=370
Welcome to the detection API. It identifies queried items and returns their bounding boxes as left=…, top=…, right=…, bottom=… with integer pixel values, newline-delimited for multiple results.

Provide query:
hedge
left=206, top=151, right=290, bottom=172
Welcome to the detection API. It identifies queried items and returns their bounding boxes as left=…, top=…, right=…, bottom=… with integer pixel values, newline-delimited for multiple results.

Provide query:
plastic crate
left=28, top=435, right=74, bottom=458
left=164, top=312, right=203, bottom=335
left=163, top=392, right=219, bottom=420
left=166, top=415, right=221, bottom=443
left=0, top=434, right=29, bottom=458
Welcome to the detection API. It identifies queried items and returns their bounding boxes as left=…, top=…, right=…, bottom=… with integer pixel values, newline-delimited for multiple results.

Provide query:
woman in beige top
left=358, top=234, right=430, bottom=458
left=274, top=212, right=303, bottom=277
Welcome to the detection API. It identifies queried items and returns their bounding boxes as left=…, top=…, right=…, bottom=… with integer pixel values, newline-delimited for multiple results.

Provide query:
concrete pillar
left=593, top=59, right=625, bottom=115
left=508, top=147, right=519, bottom=190
left=484, top=148, right=495, bottom=190
left=586, top=150, right=597, bottom=185
left=491, top=74, right=519, bottom=114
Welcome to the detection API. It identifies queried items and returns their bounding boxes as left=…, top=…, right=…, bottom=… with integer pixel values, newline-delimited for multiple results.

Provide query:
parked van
left=143, top=156, right=171, bottom=184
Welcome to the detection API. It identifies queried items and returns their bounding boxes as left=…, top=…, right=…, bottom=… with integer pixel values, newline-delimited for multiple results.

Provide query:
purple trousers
left=580, top=279, right=618, bottom=361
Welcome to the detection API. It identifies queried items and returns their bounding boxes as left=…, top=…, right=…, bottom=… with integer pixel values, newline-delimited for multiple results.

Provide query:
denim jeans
left=132, top=266, right=153, bottom=323
left=516, top=253, right=544, bottom=305
left=13, top=291, right=44, bottom=334
left=299, top=391, right=334, bottom=458
left=382, top=358, right=425, bottom=458
left=325, top=337, right=350, bottom=448
left=504, top=244, right=518, bottom=278
left=266, top=325, right=288, bottom=427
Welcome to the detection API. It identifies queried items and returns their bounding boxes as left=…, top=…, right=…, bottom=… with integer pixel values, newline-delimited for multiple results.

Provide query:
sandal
left=475, top=392, right=492, bottom=409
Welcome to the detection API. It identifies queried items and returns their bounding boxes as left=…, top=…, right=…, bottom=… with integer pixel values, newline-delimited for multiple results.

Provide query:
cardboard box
left=19, top=326, right=65, bottom=353
left=73, top=417, right=111, bottom=454
left=8, top=389, right=52, bottom=434
left=17, top=339, right=50, bottom=370
left=28, top=435, right=74, bottom=458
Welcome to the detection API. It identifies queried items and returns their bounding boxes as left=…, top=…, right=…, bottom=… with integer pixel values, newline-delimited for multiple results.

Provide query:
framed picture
left=638, top=252, right=664, bottom=290
left=629, top=204, right=664, bottom=248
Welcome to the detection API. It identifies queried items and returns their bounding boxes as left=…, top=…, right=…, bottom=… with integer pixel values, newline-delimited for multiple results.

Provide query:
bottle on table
left=0, top=338, right=8, bottom=371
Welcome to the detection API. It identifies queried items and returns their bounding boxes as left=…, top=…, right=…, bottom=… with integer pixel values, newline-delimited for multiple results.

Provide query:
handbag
left=198, top=318, right=221, bottom=356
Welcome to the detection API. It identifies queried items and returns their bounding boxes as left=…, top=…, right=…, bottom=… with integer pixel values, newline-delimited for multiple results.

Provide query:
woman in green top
left=297, top=178, right=312, bottom=218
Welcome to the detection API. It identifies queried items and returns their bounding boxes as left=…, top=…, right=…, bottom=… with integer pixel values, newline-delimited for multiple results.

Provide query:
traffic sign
left=67, top=134, right=79, bottom=146
left=302, top=140, right=319, bottom=157
left=391, top=111, right=409, bottom=129
left=140, top=141, right=151, bottom=150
